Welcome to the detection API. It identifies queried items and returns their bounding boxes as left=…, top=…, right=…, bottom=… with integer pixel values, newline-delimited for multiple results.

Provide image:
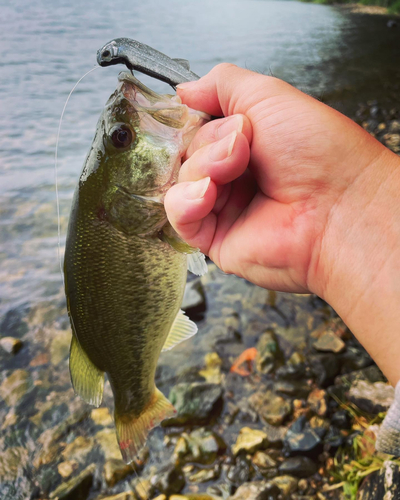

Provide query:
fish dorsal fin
left=162, top=309, right=197, bottom=352
left=173, top=58, right=191, bottom=70
left=188, top=252, right=208, bottom=276
left=69, top=335, right=105, bottom=407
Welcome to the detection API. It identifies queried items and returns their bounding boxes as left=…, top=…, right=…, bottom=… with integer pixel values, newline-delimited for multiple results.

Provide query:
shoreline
left=334, top=2, right=400, bottom=15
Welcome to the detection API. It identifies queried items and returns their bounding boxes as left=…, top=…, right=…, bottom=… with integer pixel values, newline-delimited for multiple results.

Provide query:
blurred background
left=0, top=1, right=400, bottom=499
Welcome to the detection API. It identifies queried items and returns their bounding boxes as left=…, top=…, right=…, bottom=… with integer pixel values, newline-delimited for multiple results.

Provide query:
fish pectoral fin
left=173, top=58, right=191, bottom=70
left=69, top=335, right=104, bottom=407
left=162, top=309, right=198, bottom=352
left=160, top=223, right=208, bottom=276
left=115, top=388, right=176, bottom=464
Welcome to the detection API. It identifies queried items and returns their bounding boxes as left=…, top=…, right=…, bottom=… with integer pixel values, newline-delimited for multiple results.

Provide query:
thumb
left=177, top=63, right=284, bottom=117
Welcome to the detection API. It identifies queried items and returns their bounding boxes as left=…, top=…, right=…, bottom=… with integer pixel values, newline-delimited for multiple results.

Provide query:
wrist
left=310, top=143, right=400, bottom=385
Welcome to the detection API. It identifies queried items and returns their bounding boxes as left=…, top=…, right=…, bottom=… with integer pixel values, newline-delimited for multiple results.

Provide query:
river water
left=0, top=1, right=399, bottom=499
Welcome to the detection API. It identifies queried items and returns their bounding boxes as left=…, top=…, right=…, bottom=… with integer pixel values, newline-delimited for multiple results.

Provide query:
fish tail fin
left=115, top=387, right=177, bottom=463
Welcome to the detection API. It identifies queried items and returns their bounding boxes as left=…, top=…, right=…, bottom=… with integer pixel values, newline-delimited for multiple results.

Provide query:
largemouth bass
left=64, top=71, right=209, bottom=463
left=97, top=38, right=199, bottom=89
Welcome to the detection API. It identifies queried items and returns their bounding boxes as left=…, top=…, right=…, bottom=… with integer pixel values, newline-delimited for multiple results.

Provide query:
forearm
left=312, top=145, right=400, bottom=386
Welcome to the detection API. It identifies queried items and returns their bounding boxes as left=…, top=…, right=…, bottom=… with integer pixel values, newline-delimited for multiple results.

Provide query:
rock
left=383, top=133, right=400, bottom=150
left=50, top=329, right=72, bottom=365
left=91, top=407, right=113, bottom=427
left=0, top=369, right=31, bottom=406
left=389, top=120, right=400, bottom=133
left=263, top=422, right=288, bottom=447
left=30, top=352, right=50, bottom=366
left=103, top=458, right=132, bottom=487
left=272, top=475, right=298, bottom=495
left=167, top=382, right=223, bottom=425
left=284, top=416, right=322, bottom=456
left=49, top=463, right=95, bottom=500
left=57, top=461, right=78, bottom=479
left=174, top=428, right=226, bottom=465
left=228, top=481, right=280, bottom=500
left=227, top=456, right=252, bottom=485
left=62, top=436, right=93, bottom=463
left=275, top=363, right=306, bottom=381
left=348, top=380, right=394, bottom=414
left=188, top=465, right=220, bottom=483
left=275, top=380, right=311, bottom=399
left=309, top=354, right=340, bottom=387
left=252, top=451, right=278, bottom=471
left=170, top=495, right=216, bottom=500
left=199, top=352, right=223, bottom=384
left=256, top=331, right=283, bottom=374
left=323, top=427, right=344, bottom=449
left=313, top=331, right=345, bottom=353
left=96, top=494, right=135, bottom=500
left=340, top=346, right=373, bottom=372
left=232, top=427, right=269, bottom=456
left=181, top=279, right=205, bottom=313
left=278, top=457, right=317, bottom=478
left=249, top=390, right=292, bottom=426
left=330, top=410, right=351, bottom=429
left=0, top=446, right=29, bottom=482
left=307, top=389, right=328, bottom=417
left=95, top=428, right=121, bottom=460
left=357, top=461, right=400, bottom=499
left=150, top=464, right=185, bottom=496
left=335, top=365, right=385, bottom=386
left=0, top=336, right=22, bottom=354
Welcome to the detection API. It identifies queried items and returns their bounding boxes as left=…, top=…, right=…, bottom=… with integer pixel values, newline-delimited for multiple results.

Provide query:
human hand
left=165, top=64, right=400, bottom=385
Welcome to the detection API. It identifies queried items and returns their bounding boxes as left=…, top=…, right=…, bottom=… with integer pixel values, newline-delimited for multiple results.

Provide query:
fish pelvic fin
left=115, top=388, right=176, bottom=464
left=69, top=335, right=104, bottom=407
left=187, top=251, right=208, bottom=276
left=162, top=309, right=197, bottom=352
left=376, top=381, right=400, bottom=456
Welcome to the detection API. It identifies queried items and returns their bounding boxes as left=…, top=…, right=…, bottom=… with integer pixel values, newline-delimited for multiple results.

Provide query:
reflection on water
left=0, top=0, right=399, bottom=498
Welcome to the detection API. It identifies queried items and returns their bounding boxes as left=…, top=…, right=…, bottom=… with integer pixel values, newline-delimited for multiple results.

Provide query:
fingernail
left=176, top=81, right=198, bottom=91
left=217, top=115, right=243, bottom=139
left=184, top=177, right=211, bottom=200
left=209, top=131, right=237, bottom=161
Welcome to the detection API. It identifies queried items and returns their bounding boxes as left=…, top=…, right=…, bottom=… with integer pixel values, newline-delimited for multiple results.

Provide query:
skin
left=164, top=63, right=400, bottom=387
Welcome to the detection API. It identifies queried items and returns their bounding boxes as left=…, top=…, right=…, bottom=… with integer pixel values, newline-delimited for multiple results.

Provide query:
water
left=0, top=1, right=399, bottom=498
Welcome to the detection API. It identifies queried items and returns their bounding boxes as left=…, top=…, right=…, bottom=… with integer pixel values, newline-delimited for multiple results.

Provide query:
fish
left=97, top=38, right=200, bottom=89
left=376, top=382, right=400, bottom=456
left=64, top=71, right=209, bottom=463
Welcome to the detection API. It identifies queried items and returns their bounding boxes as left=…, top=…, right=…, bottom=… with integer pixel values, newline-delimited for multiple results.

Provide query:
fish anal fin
left=162, top=309, right=197, bottom=352
left=69, top=335, right=104, bottom=407
left=115, top=388, right=176, bottom=464
left=173, top=58, right=191, bottom=70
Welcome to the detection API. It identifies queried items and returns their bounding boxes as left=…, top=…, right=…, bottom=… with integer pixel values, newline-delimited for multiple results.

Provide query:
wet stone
left=249, top=390, right=292, bottom=426
left=0, top=369, right=31, bottom=406
left=150, top=463, right=185, bottom=496
left=188, top=465, right=220, bottom=483
left=278, top=457, right=317, bottom=478
left=95, top=428, right=121, bottom=460
left=252, top=451, right=278, bottom=471
left=307, top=389, right=328, bottom=417
left=181, top=278, right=206, bottom=313
left=167, top=382, right=223, bottom=425
left=57, top=460, right=78, bottom=479
left=334, top=364, right=385, bottom=386
left=62, top=436, right=93, bottom=463
left=170, top=495, right=216, bottom=500
left=340, top=345, right=373, bottom=372
left=309, top=354, right=340, bottom=387
left=49, top=463, right=95, bottom=500
left=232, top=427, right=269, bottom=456
left=199, top=352, right=223, bottom=384
left=228, top=481, right=280, bottom=500
left=284, top=416, right=322, bottom=456
left=272, top=475, right=298, bottom=495
left=50, top=329, right=71, bottom=365
left=330, top=410, right=351, bottom=429
left=323, top=426, right=344, bottom=449
left=275, top=380, right=311, bottom=399
left=227, top=456, right=252, bottom=486
left=174, top=428, right=226, bottom=465
left=0, top=336, right=23, bottom=354
left=348, top=380, right=394, bottom=414
left=103, top=458, right=132, bottom=487
left=0, top=446, right=29, bottom=482
left=96, top=494, right=135, bottom=500
left=91, top=407, right=113, bottom=427
left=256, top=330, right=283, bottom=374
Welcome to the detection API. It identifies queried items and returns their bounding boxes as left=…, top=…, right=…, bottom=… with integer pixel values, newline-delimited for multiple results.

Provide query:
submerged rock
left=228, top=480, right=280, bottom=500
left=313, top=330, right=345, bottom=354
left=284, top=416, right=322, bottom=456
left=348, top=380, right=394, bottom=414
left=232, top=427, right=269, bottom=456
left=307, top=389, right=328, bottom=417
left=272, top=475, right=298, bottom=495
left=170, top=495, right=216, bottom=500
left=249, top=390, right=292, bottom=426
left=96, top=493, right=135, bottom=500
left=103, top=458, right=132, bottom=487
left=174, top=428, right=226, bottom=465
left=181, top=278, right=206, bottom=313
left=0, top=336, right=23, bottom=354
left=91, top=407, right=113, bottom=427
left=49, top=463, right=95, bottom=500
left=167, top=382, right=223, bottom=425
left=150, top=463, right=185, bottom=496
left=187, top=465, right=220, bottom=483
left=256, top=330, right=283, bottom=374
left=50, top=329, right=72, bottom=365
left=61, top=436, right=93, bottom=463
left=57, top=461, right=78, bottom=479
left=0, top=369, right=31, bottom=406
left=278, top=457, right=317, bottom=478
left=0, top=446, right=29, bottom=482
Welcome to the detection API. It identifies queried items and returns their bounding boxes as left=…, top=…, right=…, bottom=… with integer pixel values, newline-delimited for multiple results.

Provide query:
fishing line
left=54, top=65, right=100, bottom=284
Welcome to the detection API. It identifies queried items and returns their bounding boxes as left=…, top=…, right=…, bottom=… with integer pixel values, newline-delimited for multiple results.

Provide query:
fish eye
left=102, top=50, right=111, bottom=58
left=110, top=125, right=135, bottom=149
